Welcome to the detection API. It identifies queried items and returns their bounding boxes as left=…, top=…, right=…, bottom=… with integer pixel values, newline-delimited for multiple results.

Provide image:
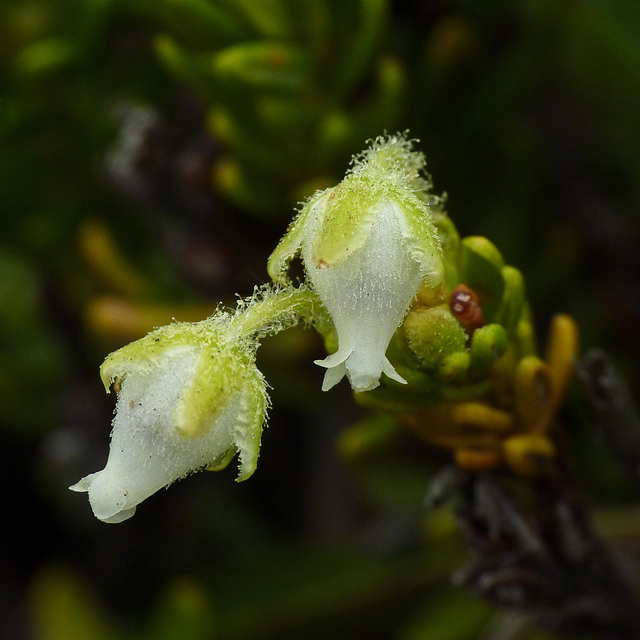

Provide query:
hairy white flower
left=70, top=318, right=267, bottom=523
left=268, top=133, right=445, bottom=392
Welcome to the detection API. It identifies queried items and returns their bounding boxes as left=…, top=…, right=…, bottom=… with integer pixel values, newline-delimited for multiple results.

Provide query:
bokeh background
left=2, top=1, right=640, bottom=638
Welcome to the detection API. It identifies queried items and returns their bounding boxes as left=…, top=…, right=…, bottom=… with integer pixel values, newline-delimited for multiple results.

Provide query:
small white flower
left=268, top=133, right=445, bottom=392
left=70, top=318, right=267, bottom=523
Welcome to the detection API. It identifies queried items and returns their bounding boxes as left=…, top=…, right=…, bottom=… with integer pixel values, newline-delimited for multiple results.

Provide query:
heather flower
left=70, top=316, right=267, bottom=523
left=268, top=133, right=445, bottom=391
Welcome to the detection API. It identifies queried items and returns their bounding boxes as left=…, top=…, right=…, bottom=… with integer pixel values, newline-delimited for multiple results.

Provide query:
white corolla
left=70, top=318, right=267, bottom=523
left=268, top=133, right=445, bottom=392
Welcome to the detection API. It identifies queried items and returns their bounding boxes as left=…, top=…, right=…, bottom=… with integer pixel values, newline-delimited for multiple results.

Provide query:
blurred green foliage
left=3, top=0, right=640, bottom=638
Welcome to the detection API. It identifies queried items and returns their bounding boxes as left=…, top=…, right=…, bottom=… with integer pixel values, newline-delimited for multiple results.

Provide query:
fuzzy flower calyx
left=268, top=133, right=445, bottom=392
left=70, top=314, right=268, bottom=523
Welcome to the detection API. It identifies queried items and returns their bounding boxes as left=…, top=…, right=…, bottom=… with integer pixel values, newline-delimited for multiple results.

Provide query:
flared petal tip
left=315, top=348, right=352, bottom=391
left=69, top=473, right=98, bottom=493
left=314, top=348, right=352, bottom=369
left=70, top=471, right=139, bottom=523
left=97, top=506, right=137, bottom=524
left=381, top=358, right=407, bottom=385
left=320, top=362, right=348, bottom=391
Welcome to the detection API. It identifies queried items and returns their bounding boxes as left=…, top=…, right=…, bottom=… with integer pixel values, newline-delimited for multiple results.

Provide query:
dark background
left=2, top=1, right=640, bottom=638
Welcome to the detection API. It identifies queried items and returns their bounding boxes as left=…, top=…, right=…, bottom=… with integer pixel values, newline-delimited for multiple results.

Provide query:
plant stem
left=229, top=285, right=327, bottom=341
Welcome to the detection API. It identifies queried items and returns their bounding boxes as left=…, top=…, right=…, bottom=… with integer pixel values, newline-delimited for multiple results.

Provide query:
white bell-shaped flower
left=268, top=133, right=445, bottom=392
left=70, top=318, right=267, bottom=523
left=302, top=193, right=424, bottom=391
